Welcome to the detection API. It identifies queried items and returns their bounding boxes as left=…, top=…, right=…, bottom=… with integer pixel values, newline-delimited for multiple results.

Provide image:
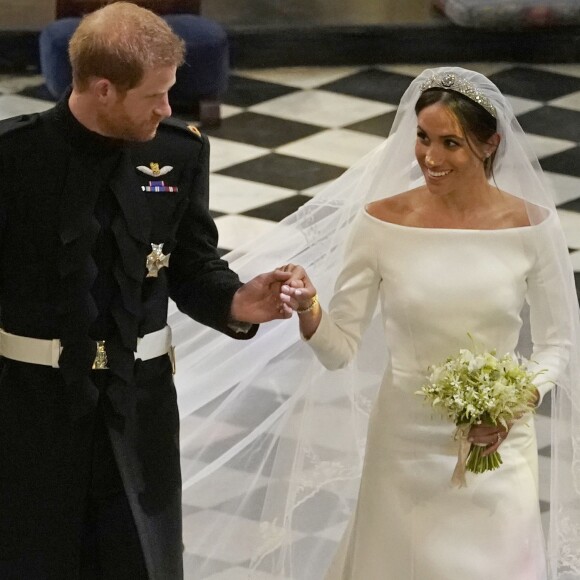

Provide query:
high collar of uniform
left=54, top=88, right=125, bottom=155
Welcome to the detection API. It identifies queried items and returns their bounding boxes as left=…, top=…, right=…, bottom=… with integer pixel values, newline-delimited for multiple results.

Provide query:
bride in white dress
left=173, top=68, right=580, bottom=580
left=280, top=73, right=565, bottom=578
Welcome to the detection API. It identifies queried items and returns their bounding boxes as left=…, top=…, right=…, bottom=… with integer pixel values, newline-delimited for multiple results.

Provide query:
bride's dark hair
left=415, top=88, right=498, bottom=178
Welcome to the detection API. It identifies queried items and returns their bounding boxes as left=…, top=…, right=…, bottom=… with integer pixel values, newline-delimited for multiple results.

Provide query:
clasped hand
left=276, top=264, right=317, bottom=313
left=229, top=263, right=314, bottom=323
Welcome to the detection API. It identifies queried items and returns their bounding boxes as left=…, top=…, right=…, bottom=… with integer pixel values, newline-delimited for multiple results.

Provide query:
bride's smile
left=415, top=102, right=496, bottom=201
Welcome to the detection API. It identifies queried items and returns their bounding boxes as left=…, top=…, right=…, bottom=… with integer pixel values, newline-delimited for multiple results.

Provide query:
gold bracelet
left=297, top=294, right=319, bottom=314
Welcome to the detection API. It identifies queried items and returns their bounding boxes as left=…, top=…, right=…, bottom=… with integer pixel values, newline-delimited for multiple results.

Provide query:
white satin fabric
left=170, top=67, right=580, bottom=580
left=312, top=209, right=563, bottom=579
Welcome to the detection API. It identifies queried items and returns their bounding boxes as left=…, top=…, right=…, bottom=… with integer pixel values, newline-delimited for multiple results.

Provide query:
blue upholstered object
left=39, top=14, right=229, bottom=111
left=165, top=15, right=229, bottom=103
left=434, top=0, right=580, bottom=27
left=39, top=18, right=79, bottom=100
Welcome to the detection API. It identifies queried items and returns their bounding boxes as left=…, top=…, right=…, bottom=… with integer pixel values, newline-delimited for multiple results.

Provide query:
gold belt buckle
left=92, top=340, right=108, bottom=370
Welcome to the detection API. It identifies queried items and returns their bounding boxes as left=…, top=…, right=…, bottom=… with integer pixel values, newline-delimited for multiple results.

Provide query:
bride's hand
left=468, top=423, right=510, bottom=457
left=467, top=387, right=539, bottom=457
left=276, top=264, right=318, bottom=312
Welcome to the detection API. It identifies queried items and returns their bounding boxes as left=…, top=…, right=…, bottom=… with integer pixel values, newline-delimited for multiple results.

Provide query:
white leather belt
left=0, top=326, right=174, bottom=371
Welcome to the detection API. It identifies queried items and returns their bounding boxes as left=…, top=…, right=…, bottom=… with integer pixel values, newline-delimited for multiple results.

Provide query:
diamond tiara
left=419, top=72, right=497, bottom=119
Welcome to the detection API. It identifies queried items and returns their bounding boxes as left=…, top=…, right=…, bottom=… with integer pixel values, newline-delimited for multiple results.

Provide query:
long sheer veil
left=170, top=67, right=580, bottom=579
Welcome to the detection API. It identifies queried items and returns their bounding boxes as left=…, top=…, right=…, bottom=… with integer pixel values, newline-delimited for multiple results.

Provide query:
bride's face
left=415, top=102, right=489, bottom=197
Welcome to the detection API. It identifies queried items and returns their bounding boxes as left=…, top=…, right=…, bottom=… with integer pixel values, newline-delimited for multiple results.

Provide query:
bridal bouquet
left=417, top=340, right=542, bottom=487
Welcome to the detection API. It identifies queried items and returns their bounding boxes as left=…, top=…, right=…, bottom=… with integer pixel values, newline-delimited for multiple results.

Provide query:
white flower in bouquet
left=417, top=336, right=544, bottom=487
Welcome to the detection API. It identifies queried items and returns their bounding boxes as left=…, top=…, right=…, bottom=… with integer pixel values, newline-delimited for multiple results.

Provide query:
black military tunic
left=0, top=94, right=256, bottom=579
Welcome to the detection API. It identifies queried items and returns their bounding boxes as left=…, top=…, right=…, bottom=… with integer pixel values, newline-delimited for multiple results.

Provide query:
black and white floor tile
left=1, top=61, right=577, bottom=578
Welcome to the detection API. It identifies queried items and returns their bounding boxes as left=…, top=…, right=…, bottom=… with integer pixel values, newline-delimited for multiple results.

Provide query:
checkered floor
left=1, top=61, right=578, bottom=578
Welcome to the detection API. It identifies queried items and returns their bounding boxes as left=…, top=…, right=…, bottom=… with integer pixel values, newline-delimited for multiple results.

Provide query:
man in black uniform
left=0, top=2, right=295, bottom=578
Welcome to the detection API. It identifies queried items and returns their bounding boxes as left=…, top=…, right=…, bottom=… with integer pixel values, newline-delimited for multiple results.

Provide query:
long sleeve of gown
left=526, top=218, right=574, bottom=403
left=306, top=213, right=382, bottom=369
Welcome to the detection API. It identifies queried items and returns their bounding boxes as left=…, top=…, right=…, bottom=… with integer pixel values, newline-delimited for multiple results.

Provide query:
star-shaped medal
left=146, top=243, right=170, bottom=278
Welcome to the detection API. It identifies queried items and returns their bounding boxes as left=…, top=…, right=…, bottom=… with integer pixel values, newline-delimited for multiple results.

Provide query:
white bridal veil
left=169, top=67, right=580, bottom=579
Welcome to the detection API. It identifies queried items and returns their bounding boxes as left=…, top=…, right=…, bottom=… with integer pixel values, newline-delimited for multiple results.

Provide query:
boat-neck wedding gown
left=306, top=208, right=565, bottom=580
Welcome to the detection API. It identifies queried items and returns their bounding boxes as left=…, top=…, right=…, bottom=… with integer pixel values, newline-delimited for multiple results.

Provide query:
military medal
left=137, top=162, right=173, bottom=177
left=92, top=340, right=108, bottom=370
left=141, top=181, right=179, bottom=193
left=146, top=243, right=171, bottom=278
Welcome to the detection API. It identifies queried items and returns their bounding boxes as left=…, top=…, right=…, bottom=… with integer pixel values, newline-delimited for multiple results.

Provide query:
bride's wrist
left=297, top=294, right=319, bottom=315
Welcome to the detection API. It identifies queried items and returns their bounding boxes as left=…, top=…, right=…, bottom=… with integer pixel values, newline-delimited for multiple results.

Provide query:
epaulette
left=0, top=113, right=39, bottom=139
left=160, top=116, right=203, bottom=141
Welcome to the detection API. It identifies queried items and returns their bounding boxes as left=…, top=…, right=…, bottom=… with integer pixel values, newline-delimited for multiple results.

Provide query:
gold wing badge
left=137, top=162, right=173, bottom=177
